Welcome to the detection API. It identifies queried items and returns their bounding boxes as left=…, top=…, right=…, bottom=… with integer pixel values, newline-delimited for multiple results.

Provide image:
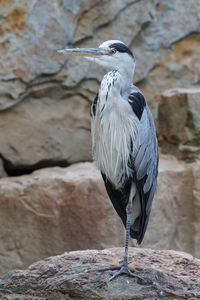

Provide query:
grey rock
left=0, top=248, right=200, bottom=300
left=0, top=92, right=91, bottom=171
left=0, top=0, right=200, bottom=171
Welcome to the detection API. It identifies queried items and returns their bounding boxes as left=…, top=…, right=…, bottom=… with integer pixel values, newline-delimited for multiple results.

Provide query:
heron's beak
left=57, top=47, right=109, bottom=57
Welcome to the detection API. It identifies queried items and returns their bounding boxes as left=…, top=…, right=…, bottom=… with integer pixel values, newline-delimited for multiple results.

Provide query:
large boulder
left=0, top=0, right=200, bottom=172
left=158, top=87, right=200, bottom=159
left=143, top=154, right=195, bottom=255
left=0, top=162, right=125, bottom=276
left=0, top=94, right=91, bottom=173
left=0, top=0, right=92, bottom=173
left=0, top=248, right=199, bottom=299
left=0, top=155, right=200, bottom=276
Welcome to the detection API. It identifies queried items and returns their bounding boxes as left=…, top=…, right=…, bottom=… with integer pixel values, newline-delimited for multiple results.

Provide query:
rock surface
left=0, top=162, right=125, bottom=277
left=0, top=158, right=7, bottom=178
left=0, top=248, right=200, bottom=300
left=0, top=155, right=200, bottom=277
left=0, top=94, right=91, bottom=173
left=0, top=0, right=200, bottom=171
left=0, top=2, right=200, bottom=295
left=192, top=160, right=200, bottom=257
left=158, top=87, right=200, bottom=160
left=143, top=154, right=195, bottom=256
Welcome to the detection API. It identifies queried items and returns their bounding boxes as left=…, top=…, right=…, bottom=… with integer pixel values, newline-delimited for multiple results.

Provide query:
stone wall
left=0, top=156, right=200, bottom=277
left=0, top=0, right=200, bottom=276
left=0, top=0, right=200, bottom=173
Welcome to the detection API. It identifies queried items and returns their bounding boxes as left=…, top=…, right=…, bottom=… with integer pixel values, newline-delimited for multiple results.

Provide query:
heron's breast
left=92, top=97, right=138, bottom=188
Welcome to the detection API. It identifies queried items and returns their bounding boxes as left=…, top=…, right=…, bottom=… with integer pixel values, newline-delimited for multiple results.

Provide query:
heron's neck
left=99, top=69, right=132, bottom=105
left=116, top=63, right=135, bottom=89
left=112, top=66, right=134, bottom=95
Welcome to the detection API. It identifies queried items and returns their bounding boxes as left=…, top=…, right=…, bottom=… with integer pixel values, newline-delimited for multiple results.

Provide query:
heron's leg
left=109, top=197, right=134, bottom=281
left=123, top=196, right=133, bottom=266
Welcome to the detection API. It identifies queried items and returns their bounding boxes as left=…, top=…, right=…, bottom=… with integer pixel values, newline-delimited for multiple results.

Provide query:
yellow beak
left=57, top=47, right=109, bottom=57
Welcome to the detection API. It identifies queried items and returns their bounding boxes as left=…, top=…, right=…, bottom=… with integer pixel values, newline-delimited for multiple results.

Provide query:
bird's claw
left=109, top=264, right=142, bottom=281
left=96, top=264, right=144, bottom=281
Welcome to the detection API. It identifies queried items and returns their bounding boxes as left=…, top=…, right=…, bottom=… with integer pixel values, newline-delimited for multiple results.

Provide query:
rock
left=0, top=158, right=7, bottom=178
left=137, top=32, right=200, bottom=105
left=0, top=292, right=45, bottom=300
left=0, top=162, right=125, bottom=277
left=0, top=94, right=92, bottom=173
left=0, top=1, right=73, bottom=82
left=0, top=0, right=200, bottom=171
left=143, top=154, right=195, bottom=255
left=158, top=87, right=200, bottom=159
left=192, top=160, right=200, bottom=257
left=1, top=155, right=200, bottom=277
left=0, top=0, right=90, bottom=172
left=0, top=248, right=200, bottom=299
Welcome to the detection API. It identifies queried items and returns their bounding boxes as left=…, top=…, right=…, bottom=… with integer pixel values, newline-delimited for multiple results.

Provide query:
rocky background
left=0, top=0, right=200, bottom=277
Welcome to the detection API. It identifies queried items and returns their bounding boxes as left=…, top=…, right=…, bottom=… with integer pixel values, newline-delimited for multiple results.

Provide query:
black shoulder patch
left=109, top=43, right=134, bottom=58
left=128, top=92, right=146, bottom=120
left=91, top=93, right=99, bottom=117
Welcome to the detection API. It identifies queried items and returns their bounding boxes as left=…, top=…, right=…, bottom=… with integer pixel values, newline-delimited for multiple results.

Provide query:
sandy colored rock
left=158, top=87, right=200, bottom=159
left=0, top=94, right=92, bottom=172
left=1, top=155, right=200, bottom=277
left=192, top=160, right=200, bottom=258
left=143, top=154, right=195, bottom=255
left=0, top=162, right=125, bottom=277
left=0, top=248, right=200, bottom=299
left=0, top=158, right=7, bottom=178
left=138, top=33, right=200, bottom=106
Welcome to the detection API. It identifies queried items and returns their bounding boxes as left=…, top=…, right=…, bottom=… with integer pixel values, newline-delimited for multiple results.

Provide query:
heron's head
left=58, top=40, right=135, bottom=80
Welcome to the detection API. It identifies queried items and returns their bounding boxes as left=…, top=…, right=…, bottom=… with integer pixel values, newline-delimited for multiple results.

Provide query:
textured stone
left=0, top=158, right=7, bottom=178
left=158, top=87, right=200, bottom=159
left=0, top=163, right=125, bottom=276
left=0, top=0, right=85, bottom=171
left=0, top=0, right=200, bottom=171
left=143, top=154, right=195, bottom=255
left=0, top=248, right=200, bottom=300
left=0, top=93, right=91, bottom=172
left=0, top=1, right=73, bottom=82
left=1, top=156, right=200, bottom=277
left=192, top=160, right=200, bottom=258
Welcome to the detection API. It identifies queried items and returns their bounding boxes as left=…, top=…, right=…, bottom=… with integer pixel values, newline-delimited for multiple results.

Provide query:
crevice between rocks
left=0, top=155, right=71, bottom=177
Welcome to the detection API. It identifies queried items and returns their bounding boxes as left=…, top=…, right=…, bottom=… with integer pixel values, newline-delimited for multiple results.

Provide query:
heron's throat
left=114, top=58, right=135, bottom=86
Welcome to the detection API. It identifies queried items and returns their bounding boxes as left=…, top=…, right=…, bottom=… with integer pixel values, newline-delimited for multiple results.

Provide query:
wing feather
left=101, top=173, right=131, bottom=228
left=130, top=98, right=158, bottom=243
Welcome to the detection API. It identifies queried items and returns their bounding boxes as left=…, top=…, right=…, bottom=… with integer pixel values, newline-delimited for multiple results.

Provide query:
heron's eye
left=110, top=49, right=116, bottom=55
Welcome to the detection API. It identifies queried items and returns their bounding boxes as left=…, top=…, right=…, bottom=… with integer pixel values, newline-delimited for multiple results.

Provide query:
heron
left=58, top=40, right=159, bottom=281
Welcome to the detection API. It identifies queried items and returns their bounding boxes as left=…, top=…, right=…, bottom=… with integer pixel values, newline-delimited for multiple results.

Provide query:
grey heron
left=58, top=40, right=159, bottom=281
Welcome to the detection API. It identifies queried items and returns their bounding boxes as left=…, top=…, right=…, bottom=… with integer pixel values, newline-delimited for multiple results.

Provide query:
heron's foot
left=96, top=264, right=143, bottom=281
left=109, top=264, right=133, bottom=281
left=104, top=264, right=143, bottom=281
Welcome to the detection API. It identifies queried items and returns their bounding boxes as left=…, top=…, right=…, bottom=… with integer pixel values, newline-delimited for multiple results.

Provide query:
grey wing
left=130, top=104, right=159, bottom=244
